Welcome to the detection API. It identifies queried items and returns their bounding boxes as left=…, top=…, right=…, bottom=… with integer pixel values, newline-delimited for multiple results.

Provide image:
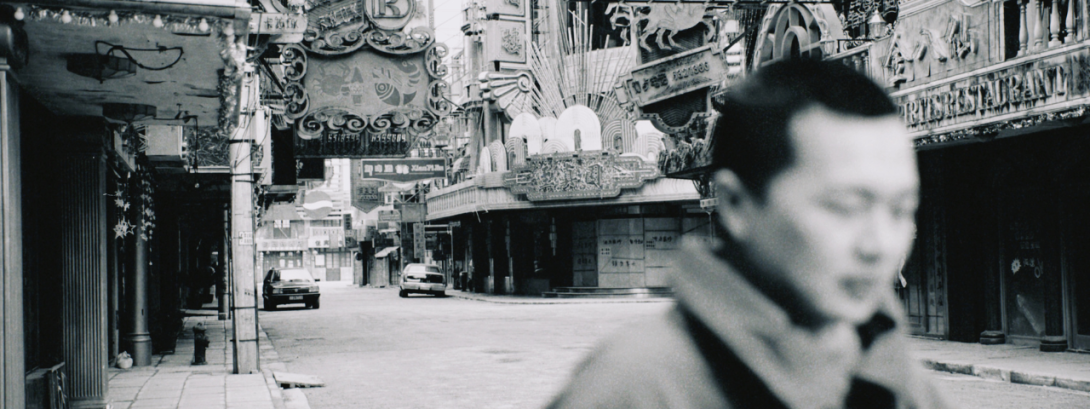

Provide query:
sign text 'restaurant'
left=897, top=60, right=1077, bottom=127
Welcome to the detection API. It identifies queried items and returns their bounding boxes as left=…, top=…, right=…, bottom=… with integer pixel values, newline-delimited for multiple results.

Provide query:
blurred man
left=546, top=59, right=949, bottom=409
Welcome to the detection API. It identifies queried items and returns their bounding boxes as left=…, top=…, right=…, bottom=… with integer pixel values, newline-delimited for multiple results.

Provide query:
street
left=260, top=283, right=1090, bottom=409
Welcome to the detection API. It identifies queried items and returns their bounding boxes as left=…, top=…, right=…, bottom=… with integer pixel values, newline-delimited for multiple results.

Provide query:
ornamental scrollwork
left=427, top=80, right=453, bottom=117
left=426, top=42, right=450, bottom=78
left=281, top=44, right=310, bottom=120
left=297, top=108, right=370, bottom=139
left=366, top=26, right=436, bottom=55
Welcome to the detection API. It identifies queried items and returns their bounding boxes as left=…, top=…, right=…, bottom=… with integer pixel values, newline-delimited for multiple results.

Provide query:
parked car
left=263, top=268, right=320, bottom=310
left=399, top=264, right=446, bottom=297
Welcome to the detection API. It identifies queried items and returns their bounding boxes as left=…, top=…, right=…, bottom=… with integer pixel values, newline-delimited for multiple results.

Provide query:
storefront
left=849, top=0, right=1090, bottom=350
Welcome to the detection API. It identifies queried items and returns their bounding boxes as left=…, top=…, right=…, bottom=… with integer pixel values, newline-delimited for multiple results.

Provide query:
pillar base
left=69, top=397, right=108, bottom=409
left=979, top=330, right=1006, bottom=345
left=125, top=333, right=153, bottom=366
left=1040, top=336, right=1068, bottom=352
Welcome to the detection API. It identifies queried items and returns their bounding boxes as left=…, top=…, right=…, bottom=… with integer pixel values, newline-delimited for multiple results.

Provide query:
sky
left=431, top=0, right=466, bottom=83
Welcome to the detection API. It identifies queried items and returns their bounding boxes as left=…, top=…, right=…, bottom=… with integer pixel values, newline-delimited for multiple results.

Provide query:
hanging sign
left=378, top=210, right=401, bottom=222
left=279, top=0, right=452, bottom=158
left=413, top=222, right=425, bottom=257
left=351, top=160, right=386, bottom=212
left=358, top=158, right=446, bottom=182
left=623, top=45, right=728, bottom=107
left=249, top=13, right=307, bottom=36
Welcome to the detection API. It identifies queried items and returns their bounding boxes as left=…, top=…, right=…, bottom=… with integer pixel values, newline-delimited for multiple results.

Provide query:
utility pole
left=231, top=69, right=260, bottom=374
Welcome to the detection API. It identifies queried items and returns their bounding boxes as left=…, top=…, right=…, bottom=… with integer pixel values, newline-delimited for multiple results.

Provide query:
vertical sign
left=413, top=223, right=425, bottom=260
left=351, top=160, right=385, bottom=212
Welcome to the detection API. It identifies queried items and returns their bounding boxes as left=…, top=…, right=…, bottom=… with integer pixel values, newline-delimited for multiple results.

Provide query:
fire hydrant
left=192, top=322, right=209, bottom=365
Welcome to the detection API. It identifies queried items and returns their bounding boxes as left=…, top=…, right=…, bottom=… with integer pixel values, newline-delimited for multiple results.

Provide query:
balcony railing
left=1009, top=0, right=1081, bottom=58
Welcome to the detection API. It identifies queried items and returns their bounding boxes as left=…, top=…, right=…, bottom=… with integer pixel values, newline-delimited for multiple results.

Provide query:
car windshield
left=278, top=269, right=313, bottom=283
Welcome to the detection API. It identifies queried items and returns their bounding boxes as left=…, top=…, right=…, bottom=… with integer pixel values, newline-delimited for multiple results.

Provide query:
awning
left=374, top=247, right=399, bottom=258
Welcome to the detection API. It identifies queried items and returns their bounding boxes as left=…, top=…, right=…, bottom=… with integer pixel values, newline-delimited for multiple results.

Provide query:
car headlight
left=271, top=288, right=282, bottom=294
left=309, top=286, right=318, bottom=292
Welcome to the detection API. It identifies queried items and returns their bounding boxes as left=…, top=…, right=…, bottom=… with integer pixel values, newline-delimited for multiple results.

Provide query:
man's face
left=717, top=105, right=919, bottom=325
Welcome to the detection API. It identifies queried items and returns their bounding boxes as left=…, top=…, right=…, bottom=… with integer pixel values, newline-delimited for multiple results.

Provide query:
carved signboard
left=624, top=45, right=728, bottom=107
left=503, top=152, right=661, bottom=201
left=283, top=0, right=451, bottom=158
left=894, top=49, right=1090, bottom=141
left=357, top=158, right=446, bottom=182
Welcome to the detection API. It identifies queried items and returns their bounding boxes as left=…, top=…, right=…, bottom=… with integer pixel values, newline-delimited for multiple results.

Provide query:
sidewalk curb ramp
left=922, top=359, right=1090, bottom=393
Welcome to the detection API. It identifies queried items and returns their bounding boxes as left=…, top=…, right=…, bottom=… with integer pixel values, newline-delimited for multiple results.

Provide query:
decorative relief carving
left=502, top=27, right=524, bottom=56
left=944, top=14, right=976, bottom=60
left=503, top=152, right=661, bottom=201
left=480, top=71, right=534, bottom=119
left=301, top=0, right=429, bottom=55
left=607, top=2, right=714, bottom=52
left=279, top=35, right=451, bottom=156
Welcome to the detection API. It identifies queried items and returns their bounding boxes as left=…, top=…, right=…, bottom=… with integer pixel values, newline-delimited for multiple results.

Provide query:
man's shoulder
left=546, top=308, right=730, bottom=409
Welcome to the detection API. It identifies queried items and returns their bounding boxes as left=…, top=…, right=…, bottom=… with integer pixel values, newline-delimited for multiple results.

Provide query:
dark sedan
left=263, top=268, right=320, bottom=310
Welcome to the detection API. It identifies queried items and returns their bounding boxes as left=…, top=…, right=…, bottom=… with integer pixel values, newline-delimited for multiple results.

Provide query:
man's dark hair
left=711, top=59, right=898, bottom=199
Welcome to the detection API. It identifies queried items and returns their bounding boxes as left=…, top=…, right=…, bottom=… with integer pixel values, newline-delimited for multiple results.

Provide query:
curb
left=921, top=359, right=1090, bottom=393
left=447, top=292, right=676, bottom=305
left=259, top=324, right=312, bottom=409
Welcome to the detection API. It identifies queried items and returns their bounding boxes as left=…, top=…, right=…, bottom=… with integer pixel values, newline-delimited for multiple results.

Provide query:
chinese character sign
left=358, top=158, right=446, bottom=182
left=352, top=161, right=387, bottom=212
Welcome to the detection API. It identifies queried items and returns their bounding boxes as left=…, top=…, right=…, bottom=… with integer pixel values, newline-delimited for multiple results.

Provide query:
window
left=279, top=259, right=286, bottom=267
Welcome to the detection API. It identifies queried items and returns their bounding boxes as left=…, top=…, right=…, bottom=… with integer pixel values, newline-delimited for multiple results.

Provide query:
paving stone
left=127, top=397, right=179, bottom=408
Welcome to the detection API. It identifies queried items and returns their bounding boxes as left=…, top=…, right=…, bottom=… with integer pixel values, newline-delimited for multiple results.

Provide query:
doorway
left=1064, top=186, right=1090, bottom=350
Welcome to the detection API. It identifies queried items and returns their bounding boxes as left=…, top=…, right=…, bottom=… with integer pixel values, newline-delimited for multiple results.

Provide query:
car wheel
left=312, top=299, right=320, bottom=309
left=265, top=301, right=276, bottom=311
left=399, top=290, right=408, bottom=298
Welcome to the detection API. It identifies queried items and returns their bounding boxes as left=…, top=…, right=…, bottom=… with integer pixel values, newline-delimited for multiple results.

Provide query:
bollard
left=192, top=322, right=209, bottom=365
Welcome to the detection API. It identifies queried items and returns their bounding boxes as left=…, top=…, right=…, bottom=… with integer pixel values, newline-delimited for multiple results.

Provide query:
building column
left=1, top=59, right=25, bottom=409
left=59, top=151, right=109, bottom=408
left=1041, top=193, right=1068, bottom=352
left=126, top=173, right=152, bottom=366
left=107, top=176, right=120, bottom=364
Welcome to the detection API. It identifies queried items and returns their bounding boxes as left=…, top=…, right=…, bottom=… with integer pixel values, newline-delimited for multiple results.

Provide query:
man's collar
left=670, top=235, right=908, bottom=409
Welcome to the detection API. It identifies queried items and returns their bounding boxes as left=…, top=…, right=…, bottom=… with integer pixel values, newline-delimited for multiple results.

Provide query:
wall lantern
left=66, top=53, right=136, bottom=83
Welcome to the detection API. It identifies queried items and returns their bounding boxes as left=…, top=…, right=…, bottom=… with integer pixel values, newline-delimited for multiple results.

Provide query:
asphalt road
left=260, top=282, right=1090, bottom=409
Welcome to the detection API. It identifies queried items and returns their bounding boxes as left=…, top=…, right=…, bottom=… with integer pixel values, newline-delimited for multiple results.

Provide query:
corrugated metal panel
left=59, top=153, right=108, bottom=405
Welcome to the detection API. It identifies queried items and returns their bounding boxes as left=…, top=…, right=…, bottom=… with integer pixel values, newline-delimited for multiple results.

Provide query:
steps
left=541, top=287, right=674, bottom=299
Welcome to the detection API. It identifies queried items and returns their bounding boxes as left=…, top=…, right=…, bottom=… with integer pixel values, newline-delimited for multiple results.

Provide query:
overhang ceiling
left=11, top=4, right=243, bottom=128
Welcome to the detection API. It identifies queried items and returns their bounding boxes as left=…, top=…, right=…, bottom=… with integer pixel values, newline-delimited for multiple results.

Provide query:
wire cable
left=95, top=41, right=184, bottom=71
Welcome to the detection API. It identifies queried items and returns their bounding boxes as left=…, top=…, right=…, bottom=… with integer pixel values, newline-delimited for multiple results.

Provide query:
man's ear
left=714, top=169, right=755, bottom=241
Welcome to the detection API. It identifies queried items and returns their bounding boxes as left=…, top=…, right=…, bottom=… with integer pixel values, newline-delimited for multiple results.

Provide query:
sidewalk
left=107, top=314, right=309, bottom=409
left=445, top=289, right=676, bottom=305
left=911, top=337, right=1090, bottom=392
